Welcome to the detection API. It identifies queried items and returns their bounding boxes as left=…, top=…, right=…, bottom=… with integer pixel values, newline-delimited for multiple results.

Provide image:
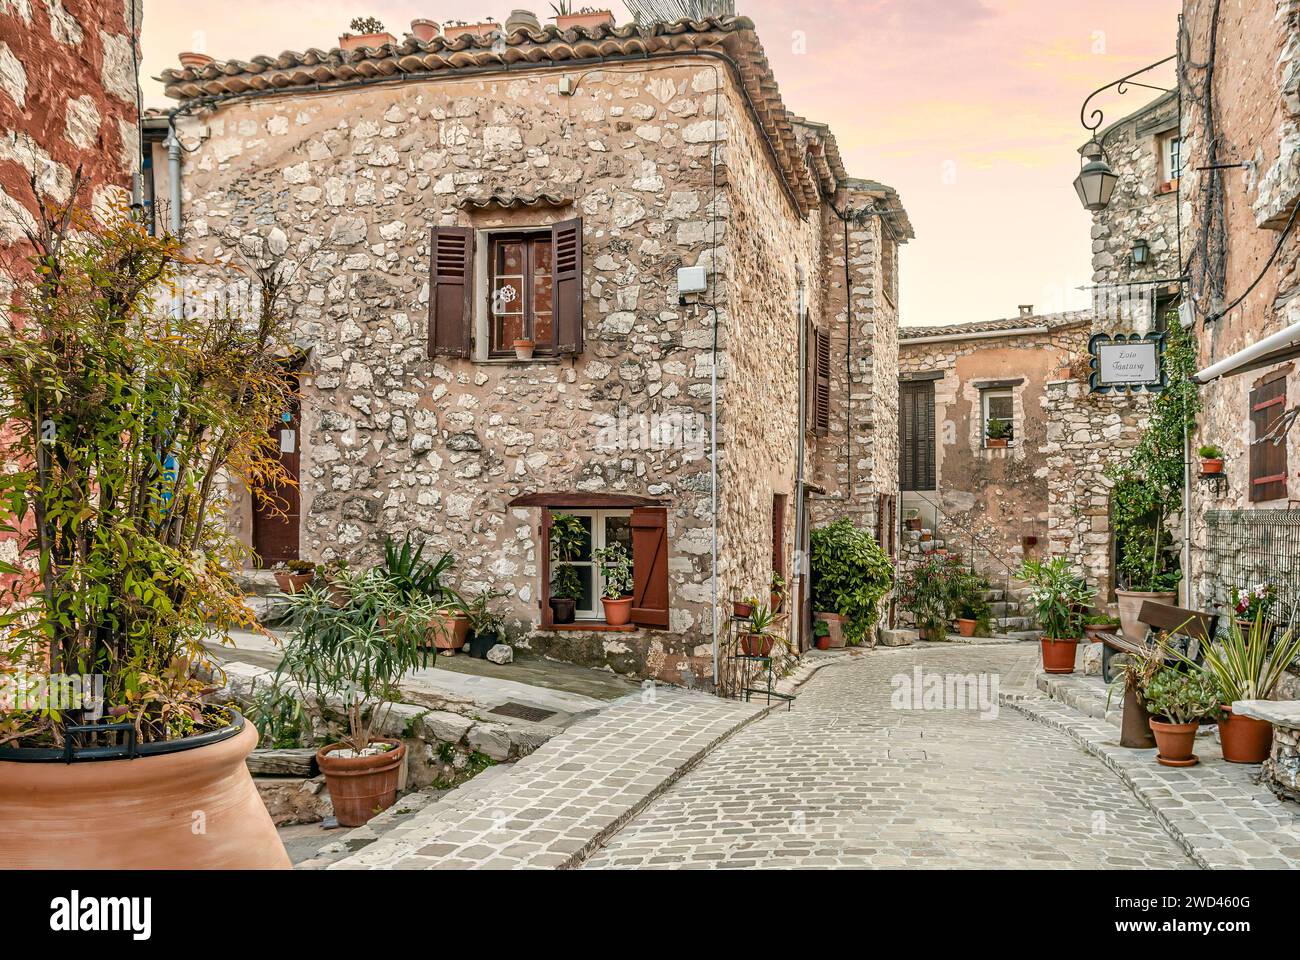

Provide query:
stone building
left=153, top=14, right=911, bottom=687
left=0, top=0, right=144, bottom=576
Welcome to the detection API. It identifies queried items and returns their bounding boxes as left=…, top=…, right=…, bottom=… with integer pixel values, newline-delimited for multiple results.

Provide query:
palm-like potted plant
left=594, top=541, right=634, bottom=625
left=1019, top=557, right=1093, bottom=673
left=277, top=572, right=435, bottom=825
left=1168, top=612, right=1300, bottom=763
left=1141, top=666, right=1219, bottom=767
left=740, top=601, right=785, bottom=657
left=380, top=534, right=464, bottom=650
left=548, top=512, right=585, bottom=624
left=1198, top=444, right=1225, bottom=475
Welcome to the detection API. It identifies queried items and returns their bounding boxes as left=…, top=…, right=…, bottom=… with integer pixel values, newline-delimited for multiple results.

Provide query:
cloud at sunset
left=138, top=0, right=1180, bottom=326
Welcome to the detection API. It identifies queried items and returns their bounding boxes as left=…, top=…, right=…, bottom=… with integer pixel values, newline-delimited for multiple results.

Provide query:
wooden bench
left=1098, top=601, right=1219, bottom=683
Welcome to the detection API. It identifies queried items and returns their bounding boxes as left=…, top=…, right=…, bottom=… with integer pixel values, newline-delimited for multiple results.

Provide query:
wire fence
left=1203, top=509, right=1300, bottom=624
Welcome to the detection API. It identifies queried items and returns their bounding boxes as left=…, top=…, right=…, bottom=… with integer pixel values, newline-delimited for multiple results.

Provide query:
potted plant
left=551, top=3, right=614, bottom=31
left=339, top=15, right=397, bottom=51
left=813, top=618, right=832, bottom=650
left=444, top=17, right=500, bottom=41
left=733, top=597, right=756, bottom=619
left=904, top=509, right=922, bottom=531
left=513, top=337, right=536, bottom=361
left=1141, top=666, right=1219, bottom=767
left=594, top=541, right=634, bottom=625
left=955, top=574, right=992, bottom=638
left=740, top=601, right=784, bottom=657
left=548, top=512, right=585, bottom=624
left=380, top=534, right=466, bottom=650
left=274, top=559, right=317, bottom=594
left=985, top=416, right=1012, bottom=448
left=809, top=519, right=894, bottom=646
left=1106, top=642, right=1160, bottom=749
left=920, top=529, right=933, bottom=543
left=897, top=555, right=952, bottom=641
left=770, top=570, right=787, bottom=613
left=463, top=587, right=510, bottom=658
left=1083, top=613, right=1121, bottom=642
left=814, top=611, right=847, bottom=648
left=1230, top=582, right=1276, bottom=636
left=1020, top=557, right=1093, bottom=673
left=0, top=192, right=291, bottom=868
left=278, top=572, right=435, bottom=825
left=1169, top=612, right=1300, bottom=764
left=1198, top=444, right=1225, bottom=475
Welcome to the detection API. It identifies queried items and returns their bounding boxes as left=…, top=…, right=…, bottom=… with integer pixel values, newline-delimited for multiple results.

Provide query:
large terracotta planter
left=1150, top=719, right=1199, bottom=766
left=1040, top=637, right=1079, bottom=674
left=1218, top=706, right=1273, bottom=764
left=741, top=633, right=775, bottom=657
left=316, top=739, right=406, bottom=827
left=956, top=618, right=977, bottom=638
left=274, top=571, right=313, bottom=594
left=429, top=613, right=470, bottom=650
left=601, top=596, right=632, bottom=626
left=556, top=11, right=614, bottom=30
left=815, top=612, right=847, bottom=648
left=1115, top=590, right=1176, bottom=644
left=1119, top=685, right=1156, bottom=749
left=339, top=31, right=396, bottom=51
left=0, top=715, right=289, bottom=869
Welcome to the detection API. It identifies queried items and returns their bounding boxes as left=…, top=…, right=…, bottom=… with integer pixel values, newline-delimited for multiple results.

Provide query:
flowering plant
left=1231, top=583, right=1276, bottom=622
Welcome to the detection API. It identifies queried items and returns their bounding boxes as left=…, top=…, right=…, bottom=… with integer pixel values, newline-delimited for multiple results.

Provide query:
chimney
left=178, top=52, right=214, bottom=69
left=1018, top=305, right=1034, bottom=319
left=410, top=19, right=440, bottom=42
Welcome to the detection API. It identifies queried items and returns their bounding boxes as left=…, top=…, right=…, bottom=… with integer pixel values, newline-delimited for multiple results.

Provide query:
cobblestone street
left=584, top=646, right=1197, bottom=869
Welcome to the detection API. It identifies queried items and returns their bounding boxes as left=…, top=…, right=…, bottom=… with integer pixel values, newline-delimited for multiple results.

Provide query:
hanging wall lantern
left=1131, top=238, right=1150, bottom=266
left=1074, top=140, right=1118, bottom=212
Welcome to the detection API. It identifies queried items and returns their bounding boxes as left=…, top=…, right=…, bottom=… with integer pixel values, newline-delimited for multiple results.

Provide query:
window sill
left=544, top=622, right=639, bottom=633
left=474, top=356, right=565, bottom=366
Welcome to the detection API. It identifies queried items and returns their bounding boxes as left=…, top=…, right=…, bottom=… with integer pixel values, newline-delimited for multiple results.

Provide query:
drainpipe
left=794, top=267, right=808, bottom=646
left=165, top=123, right=183, bottom=324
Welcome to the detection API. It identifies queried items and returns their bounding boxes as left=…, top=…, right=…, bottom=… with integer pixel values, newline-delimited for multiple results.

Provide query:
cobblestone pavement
left=584, top=646, right=1196, bottom=869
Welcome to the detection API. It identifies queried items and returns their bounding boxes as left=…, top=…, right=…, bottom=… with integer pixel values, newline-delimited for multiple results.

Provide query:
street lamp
left=1131, top=238, right=1150, bottom=266
left=1074, top=140, right=1118, bottom=212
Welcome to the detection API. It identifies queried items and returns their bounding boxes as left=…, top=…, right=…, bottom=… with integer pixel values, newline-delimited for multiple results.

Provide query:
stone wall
left=160, top=55, right=893, bottom=684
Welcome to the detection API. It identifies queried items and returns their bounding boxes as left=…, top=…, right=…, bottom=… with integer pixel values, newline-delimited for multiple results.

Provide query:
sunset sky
left=139, top=0, right=1181, bottom=328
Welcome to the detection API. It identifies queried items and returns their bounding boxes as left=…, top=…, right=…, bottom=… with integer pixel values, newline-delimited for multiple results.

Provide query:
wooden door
left=253, top=395, right=301, bottom=567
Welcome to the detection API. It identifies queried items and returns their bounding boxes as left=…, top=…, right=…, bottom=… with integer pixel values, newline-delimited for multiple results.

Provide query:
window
left=551, top=510, right=631, bottom=619
left=428, top=218, right=583, bottom=360
left=899, top=378, right=936, bottom=491
left=1159, top=132, right=1181, bottom=190
left=488, top=233, right=553, bottom=357
left=981, top=387, right=1015, bottom=446
left=1250, top=377, right=1288, bottom=503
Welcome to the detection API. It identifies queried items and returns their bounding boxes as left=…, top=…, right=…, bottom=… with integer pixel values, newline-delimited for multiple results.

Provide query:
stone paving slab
left=327, top=687, right=771, bottom=869
left=1005, top=688, right=1300, bottom=870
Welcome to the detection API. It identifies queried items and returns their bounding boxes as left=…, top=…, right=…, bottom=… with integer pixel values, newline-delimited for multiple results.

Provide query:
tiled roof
left=455, top=190, right=573, bottom=210
left=899, top=311, right=1091, bottom=341
left=158, top=16, right=836, bottom=216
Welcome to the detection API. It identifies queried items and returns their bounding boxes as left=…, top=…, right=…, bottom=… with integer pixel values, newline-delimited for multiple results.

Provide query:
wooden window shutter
left=814, top=328, right=831, bottom=437
left=539, top=508, right=554, bottom=627
left=630, top=506, right=669, bottom=628
left=1250, top=379, right=1288, bottom=502
left=899, top=380, right=935, bottom=491
left=428, top=226, right=473, bottom=358
left=551, top=217, right=584, bottom=356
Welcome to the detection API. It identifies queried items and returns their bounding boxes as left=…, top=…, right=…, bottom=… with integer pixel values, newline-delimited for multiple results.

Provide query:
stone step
left=235, top=569, right=282, bottom=598
left=878, top=628, right=916, bottom=647
left=991, top=616, right=1035, bottom=632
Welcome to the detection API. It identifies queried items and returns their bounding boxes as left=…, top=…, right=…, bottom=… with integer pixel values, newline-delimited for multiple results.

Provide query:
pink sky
left=139, top=0, right=1180, bottom=327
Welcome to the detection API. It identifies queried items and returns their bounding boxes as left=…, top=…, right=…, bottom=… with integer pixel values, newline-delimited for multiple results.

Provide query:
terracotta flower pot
left=429, top=613, right=470, bottom=650
left=514, top=339, right=535, bottom=360
left=1116, top=590, right=1177, bottom=644
left=601, top=596, right=632, bottom=626
left=339, top=31, right=397, bottom=51
left=0, top=715, right=289, bottom=869
left=905, top=517, right=922, bottom=531
left=986, top=438, right=1008, bottom=448
left=1083, top=623, right=1117, bottom=642
left=816, top=636, right=832, bottom=650
left=741, top=633, right=775, bottom=657
left=178, top=51, right=214, bottom=69
left=1150, top=719, right=1199, bottom=766
left=274, top=571, right=313, bottom=594
left=1200, top=458, right=1224, bottom=475
left=815, top=612, right=846, bottom=648
left=316, top=739, right=406, bottom=827
left=1120, top=685, right=1156, bottom=749
left=555, top=11, right=614, bottom=31
left=1040, top=637, right=1079, bottom=674
left=733, top=600, right=754, bottom=619
left=1217, top=706, right=1273, bottom=764
left=956, top=618, right=977, bottom=638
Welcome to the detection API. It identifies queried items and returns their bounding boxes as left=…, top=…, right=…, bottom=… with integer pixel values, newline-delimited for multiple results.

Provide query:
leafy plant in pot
left=985, top=416, right=1012, bottom=448
left=897, top=555, right=952, bottom=641
left=955, top=572, right=992, bottom=638
left=1197, top=444, right=1225, bottom=475
left=740, top=601, right=785, bottom=657
left=381, top=534, right=465, bottom=650
left=274, top=559, right=317, bottom=593
left=1083, top=612, right=1121, bottom=642
left=0, top=189, right=294, bottom=868
left=1168, top=612, right=1300, bottom=763
left=548, top=512, right=586, bottom=624
left=594, top=541, right=634, bottom=625
left=277, top=572, right=437, bottom=825
left=1019, top=557, right=1093, bottom=673
left=1140, top=666, right=1219, bottom=767
left=810, top=519, right=894, bottom=646
left=1230, top=582, right=1276, bottom=636
left=463, top=587, right=510, bottom=659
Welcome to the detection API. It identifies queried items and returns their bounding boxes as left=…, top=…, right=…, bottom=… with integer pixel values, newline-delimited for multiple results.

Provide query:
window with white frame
left=550, top=509, right=633, bottom=619
left=981, top=388, right=1015, bottom=446
left=1159, top=132, right=1182, bottom=187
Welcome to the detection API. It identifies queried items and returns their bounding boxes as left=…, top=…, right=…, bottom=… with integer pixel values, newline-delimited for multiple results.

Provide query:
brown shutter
left=815, top=328, right=832, bottom=436
left=428, top=226, right=473, bottom=358
left=899, top=379, right=935, bottom=491
left=771, top=494, right=787, bottom=580
left=551, top=217, right=583, bottom=356
left=1250, top=378, right=1288, bottom=502
left=539, top=508, right=553, bottom=626
left=630, top=506, right=669, bottom=628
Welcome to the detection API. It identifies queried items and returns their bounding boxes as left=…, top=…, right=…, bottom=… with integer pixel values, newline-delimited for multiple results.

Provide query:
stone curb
left=1003, top=690, right=1300, bottom=870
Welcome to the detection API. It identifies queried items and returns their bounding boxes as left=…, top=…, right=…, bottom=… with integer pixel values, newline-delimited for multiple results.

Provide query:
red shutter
left=428, top=226, right=473, bottom=358
left=814, top=328, right=831, bottom=437
left=1250, top=379, right=1288, bottom=502
left=539, top=508, right=553, bottom=627
left=630, top=507, right=669, bottom=628
left=551, top=217, right=583, bottom=356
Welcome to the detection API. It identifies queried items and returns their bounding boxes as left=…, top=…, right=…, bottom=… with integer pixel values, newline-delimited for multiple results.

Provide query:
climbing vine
left=1106, top=317, right=1200, bottom=592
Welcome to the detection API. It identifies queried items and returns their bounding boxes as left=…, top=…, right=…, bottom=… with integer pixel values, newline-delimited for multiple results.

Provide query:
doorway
left=253, top=385, right=301, bottom=567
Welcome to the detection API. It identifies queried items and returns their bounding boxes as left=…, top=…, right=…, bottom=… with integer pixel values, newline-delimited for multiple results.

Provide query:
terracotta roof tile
left=899, top=311, right=1091, bottom=341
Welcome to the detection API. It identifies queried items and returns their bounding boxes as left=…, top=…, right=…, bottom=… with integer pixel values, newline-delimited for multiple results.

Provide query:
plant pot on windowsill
left=1217, top=704, right=1273, bottom=764
left=549, top=597, right=577, bottom=624
left=601, top=595, right=633, bottom=626
left=316, top=738, right=406, bottom=827
left=513, top=338, right=535, bottom=361
left=1040, top=636, right=1079, bottom=674
left=1149, top=718, right=1199, bottom=767
left=985, top=438, right=1008, bottom=449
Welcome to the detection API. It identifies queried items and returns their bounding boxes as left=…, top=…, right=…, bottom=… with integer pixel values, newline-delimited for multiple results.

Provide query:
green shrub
left=810, top=519, right=894, bottom=645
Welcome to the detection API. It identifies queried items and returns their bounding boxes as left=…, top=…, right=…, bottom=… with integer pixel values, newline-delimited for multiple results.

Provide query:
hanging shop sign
left=1088, top=332, right=1166, bottom=393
